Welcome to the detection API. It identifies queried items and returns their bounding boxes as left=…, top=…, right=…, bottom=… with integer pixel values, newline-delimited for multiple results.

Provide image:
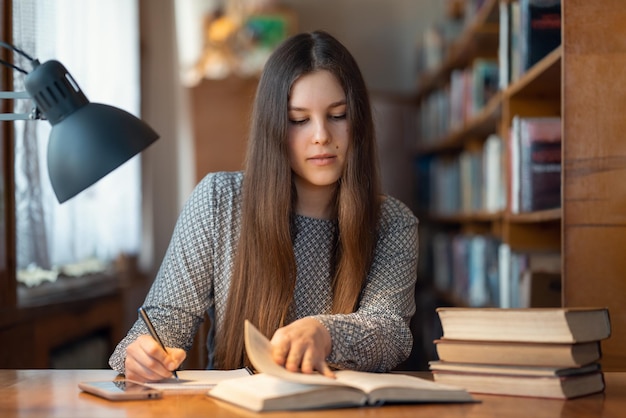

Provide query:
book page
left=334, top=370, right=468, bottom=394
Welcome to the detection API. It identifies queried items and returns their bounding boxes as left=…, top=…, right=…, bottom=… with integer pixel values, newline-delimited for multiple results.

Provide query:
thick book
left=429, top=361, right=601, bottom=377
left=432, top=369, right=604, bottom=399
left=436, top=307, right=611, bottom=343
left=207, top=320, right=474, bottom=412
left=434, top=339, right=602, bottom=368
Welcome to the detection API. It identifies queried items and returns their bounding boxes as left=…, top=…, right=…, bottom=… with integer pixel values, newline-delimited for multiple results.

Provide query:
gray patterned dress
left=109, top=171, right=418, bottom=373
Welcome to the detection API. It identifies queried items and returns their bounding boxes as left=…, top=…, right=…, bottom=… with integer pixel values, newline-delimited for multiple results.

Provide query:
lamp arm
left=0, top=41, right=40, bottom=120
left=0, top=40, right=35, bottom=62
left=0, top=58, right=28, bottom=75
left=0, top=91, right=41, bottom=121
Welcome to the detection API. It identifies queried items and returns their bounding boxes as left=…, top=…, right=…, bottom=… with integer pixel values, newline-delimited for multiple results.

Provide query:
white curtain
left=13, top=0, right=142, bottom=279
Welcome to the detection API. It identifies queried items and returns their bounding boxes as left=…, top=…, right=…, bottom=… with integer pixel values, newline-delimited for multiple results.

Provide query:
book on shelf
left=449, top=69, right=468, bottom=130
left=510, top=116, right=562, bottom=213
left=463, top=0, right=490, bottom=26
left=519, top=0, right=561, bottom=71
left=434, top=339, right=603, bottom=368
left=509, top=0, right=522, bottom=81
left=416, top=19, right=464, bottom=76
left=499, top=249, right=562, bottom=308
left=504, top=0, right=561, bottom=82
left=432, top=232, right=501, bottom=308
left=520, top=116, right=561, bottom=212
left=482, top=134, right=506, bottom=213
left=436, top=307, right=611, bottom=343
left=518, top=270, right=561, bottom=308
left=508, top=120, right=520, bottom=213
left=448, top=60, right=498, bottom=130
left=207, top=320, right=474, bottom=412
left=498, top=243, right=512, bottom=308
left=431, top=367, right=604, bottom=399
left=498, top=0, right=512, bottom=89
left=430, top=157, right=461, bottom=215
left=459, top=148, right=483, bottom=213
left=470, top=58, right=499, bottom=117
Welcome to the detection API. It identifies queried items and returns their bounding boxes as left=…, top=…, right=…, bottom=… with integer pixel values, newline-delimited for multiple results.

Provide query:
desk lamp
left=0, top=41, right=159, bottom=203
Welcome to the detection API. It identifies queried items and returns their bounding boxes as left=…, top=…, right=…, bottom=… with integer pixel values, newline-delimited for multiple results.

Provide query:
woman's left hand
left=270, top=317, right=335, bottom=378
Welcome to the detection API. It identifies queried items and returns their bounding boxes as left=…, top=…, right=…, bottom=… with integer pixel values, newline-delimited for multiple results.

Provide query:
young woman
left=109, top=30, right=419, bottom=382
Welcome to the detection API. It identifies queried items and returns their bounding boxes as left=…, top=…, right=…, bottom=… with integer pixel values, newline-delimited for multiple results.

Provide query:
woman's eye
left=330, top=113, right=346, bottom=121
left=289, top=118, right=308, bottom=125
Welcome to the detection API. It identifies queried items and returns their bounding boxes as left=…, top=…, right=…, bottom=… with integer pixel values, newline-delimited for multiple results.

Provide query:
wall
left=281, top=0, right=444, bottom=94
left=139, top=0, right=196, bottom=277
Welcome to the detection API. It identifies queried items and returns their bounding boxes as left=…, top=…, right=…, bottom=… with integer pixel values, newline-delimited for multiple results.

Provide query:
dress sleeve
left=108, top=175, right=218, bottom=375
left=312, top=199, right=419, bottom=372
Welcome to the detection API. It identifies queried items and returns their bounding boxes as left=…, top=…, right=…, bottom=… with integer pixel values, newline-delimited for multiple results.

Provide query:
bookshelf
left=414, top=0, right=626, bottom=370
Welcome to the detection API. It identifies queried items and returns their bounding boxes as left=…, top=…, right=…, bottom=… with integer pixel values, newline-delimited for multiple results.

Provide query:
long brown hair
left=215, top=31, right=381, bottom=369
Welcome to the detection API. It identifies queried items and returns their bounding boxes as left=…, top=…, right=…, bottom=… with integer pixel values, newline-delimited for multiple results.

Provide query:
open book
left=207, top=320, right=474, bottom=412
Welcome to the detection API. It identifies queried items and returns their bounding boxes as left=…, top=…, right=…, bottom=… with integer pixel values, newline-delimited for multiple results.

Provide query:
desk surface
left=1, top=369, right=625, bottom=418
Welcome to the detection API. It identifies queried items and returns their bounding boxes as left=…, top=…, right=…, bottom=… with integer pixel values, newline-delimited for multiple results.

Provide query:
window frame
left=0, top=0, right=18, bottom=310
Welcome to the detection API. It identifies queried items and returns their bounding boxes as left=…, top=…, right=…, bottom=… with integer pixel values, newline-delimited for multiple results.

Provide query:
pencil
left=138, top=307, right=179, bottom=380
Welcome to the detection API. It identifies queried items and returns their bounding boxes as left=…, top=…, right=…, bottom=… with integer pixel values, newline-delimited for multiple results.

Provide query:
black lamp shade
left=47, top=103, right=158, bottom=202
left=24, top=60, right=158, bottom=203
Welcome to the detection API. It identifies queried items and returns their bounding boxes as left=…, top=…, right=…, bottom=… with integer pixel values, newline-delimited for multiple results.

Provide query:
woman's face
left=287, top=70, right=349, bottom=192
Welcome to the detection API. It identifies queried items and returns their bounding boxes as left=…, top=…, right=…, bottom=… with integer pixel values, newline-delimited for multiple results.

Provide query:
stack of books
left=429, top=307, right=611, bottom=399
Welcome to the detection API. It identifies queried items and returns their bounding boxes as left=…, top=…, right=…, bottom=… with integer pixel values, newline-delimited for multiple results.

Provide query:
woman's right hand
left=124, top=335, right=186, bottom=382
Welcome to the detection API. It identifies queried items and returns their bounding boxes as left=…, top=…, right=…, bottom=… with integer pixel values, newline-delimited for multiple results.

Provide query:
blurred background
left=2, top=0, right=450, bottom=370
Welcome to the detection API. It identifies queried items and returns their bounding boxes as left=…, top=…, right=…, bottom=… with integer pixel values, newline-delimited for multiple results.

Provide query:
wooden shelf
left=416, top=92, right=502, bottom=155
left=428, top=210, right=503, bottom=224
left=505, top=46, right=562, bottom=100
left=506, top=208, right=561, bottom=224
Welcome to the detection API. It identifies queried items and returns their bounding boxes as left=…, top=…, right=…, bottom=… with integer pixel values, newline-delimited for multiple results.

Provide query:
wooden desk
left=0, top=370, right=624, bottom=417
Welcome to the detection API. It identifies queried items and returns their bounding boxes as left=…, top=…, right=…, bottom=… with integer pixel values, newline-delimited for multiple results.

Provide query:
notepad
left=144, top=368, right=252, bottom=393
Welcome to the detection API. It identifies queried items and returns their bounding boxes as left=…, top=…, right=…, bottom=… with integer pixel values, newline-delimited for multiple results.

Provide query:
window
left=11, top=0, right=142, bottom=296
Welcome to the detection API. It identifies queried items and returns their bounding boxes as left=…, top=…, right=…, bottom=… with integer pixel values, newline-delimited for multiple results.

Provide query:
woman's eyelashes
left=289, top=118, right=308, bottom=126
left=288, top=114, right=347, bottom=125
left=330, top=113, right=346, bottom=121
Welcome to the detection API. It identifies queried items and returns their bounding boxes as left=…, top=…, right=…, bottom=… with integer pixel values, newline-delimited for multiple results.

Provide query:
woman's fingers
left=270, top=317, right=335, bottom=378
left=124, top=335, right=186, bottom=382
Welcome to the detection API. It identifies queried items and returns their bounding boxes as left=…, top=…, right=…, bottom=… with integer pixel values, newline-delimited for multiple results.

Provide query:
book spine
left=498, top=0, right=511, bottom=89
left=518, top=117, right=562, bottom=212
left=520, top=0, right=562, bottom=70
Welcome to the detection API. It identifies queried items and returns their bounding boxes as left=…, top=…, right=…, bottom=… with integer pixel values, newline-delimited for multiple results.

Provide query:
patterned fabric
left=109, top=171, right=419, bottom=373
